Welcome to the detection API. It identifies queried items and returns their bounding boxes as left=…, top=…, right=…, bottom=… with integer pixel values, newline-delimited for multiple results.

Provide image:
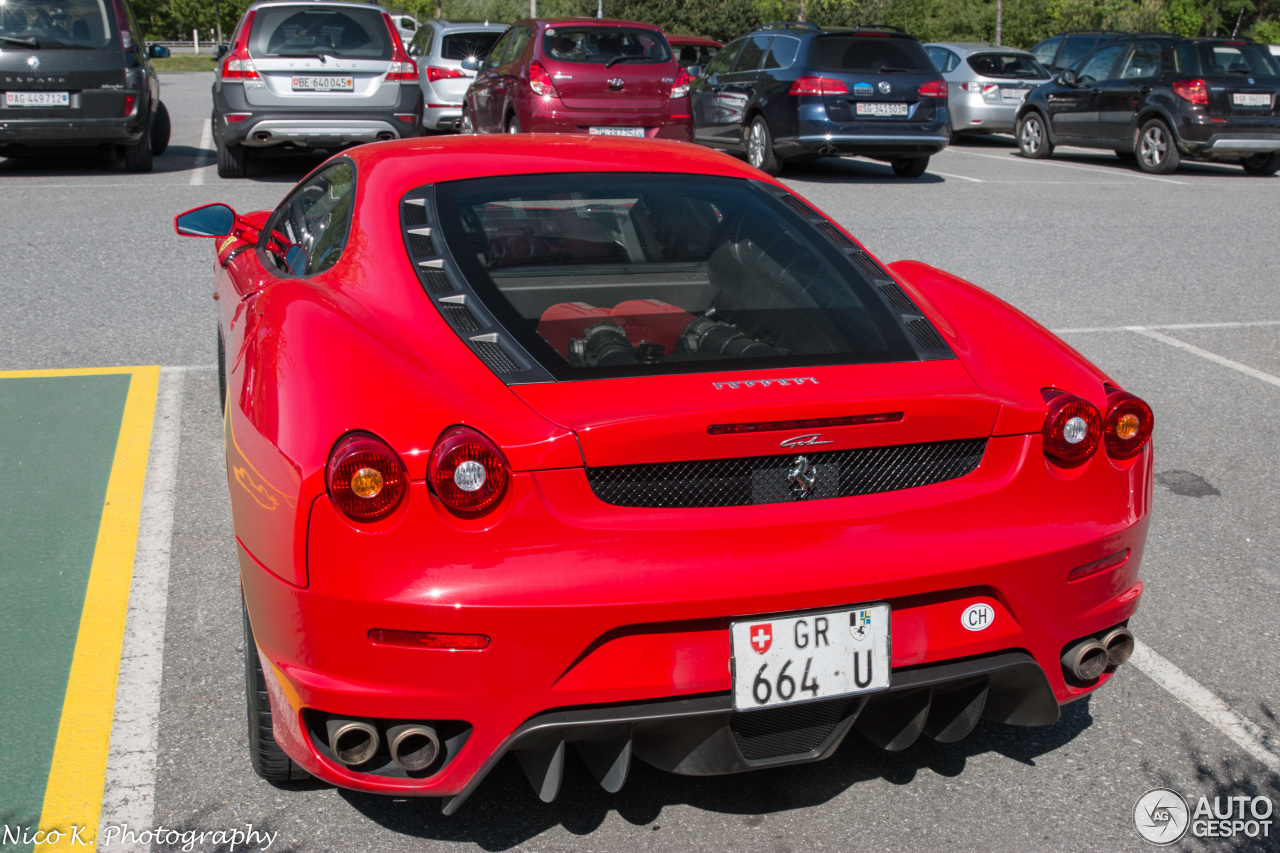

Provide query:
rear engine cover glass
left=249, top=5, right=394, bottom=61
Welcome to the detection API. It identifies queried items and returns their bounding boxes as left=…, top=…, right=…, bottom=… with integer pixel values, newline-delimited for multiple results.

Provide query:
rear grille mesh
left=472, top=341, right=521, bottom=374
left=817, top=221, right=855, bottom=246
left=421, top=268, right=453, bottom=295
left=440, top=303, right=480, bottom=333
left=585, top=438, right=987, bottom=508
left=877, top=281, right=917, bottom=313
left=407, top=232, right=436, bottom=257
left=731, top=698, right=855, bottom=760
left=907, top=318, right=947, bottom=351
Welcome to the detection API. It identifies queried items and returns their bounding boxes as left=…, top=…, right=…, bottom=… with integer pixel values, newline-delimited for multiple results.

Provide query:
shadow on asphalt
left=333, top=698, right=1095, bottom=851
left=0, top=145, right=329, bottom=182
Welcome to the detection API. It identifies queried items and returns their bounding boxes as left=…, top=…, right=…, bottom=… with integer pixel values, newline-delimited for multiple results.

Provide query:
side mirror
left=214, top=44, right=229, bottom=60
left=461, top=57, right=482, bottom=72
left=1058, top=69, right=1078, bottom=87
left=148, top=44, right=171, bottom=59
left=283, top=245, right=307, bottom=275
left=174, top=203, right=236, bottom=238
left=687, top=64, right=702, bottom=78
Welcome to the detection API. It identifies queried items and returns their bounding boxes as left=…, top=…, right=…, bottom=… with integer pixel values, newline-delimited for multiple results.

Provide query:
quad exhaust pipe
left=388, top=723, right=441, bottom=772
left=1061, top=625, right=1136, bottom=682
left=325, top=718, right=379, bottom=766
left=1100, top=626, right=1135, bottom=666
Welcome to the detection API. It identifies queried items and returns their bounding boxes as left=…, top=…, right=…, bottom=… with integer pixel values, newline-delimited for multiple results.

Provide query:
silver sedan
left=925, top=42, right=1052, bottom=136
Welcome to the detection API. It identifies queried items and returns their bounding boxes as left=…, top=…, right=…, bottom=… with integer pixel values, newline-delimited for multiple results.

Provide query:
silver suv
left=212, top=0, right=423, bottom=178
left=407, top=20, right=507, bottom=132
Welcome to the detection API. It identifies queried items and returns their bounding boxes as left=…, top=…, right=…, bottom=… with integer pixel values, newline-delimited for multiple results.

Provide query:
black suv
left=1016, top=35, right=1280, bottom=175
left=1029, top=31, right=1124, bottom=73
left=690, top=22, right=949, bottom=177
left=0, top=0, right=170, bottom=171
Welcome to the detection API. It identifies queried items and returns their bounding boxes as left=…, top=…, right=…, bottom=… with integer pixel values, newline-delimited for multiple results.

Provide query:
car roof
left=667, top=35, right=721, bottom=47
left=247, top=0, right=390, bottom=12
left=515, top=18, right=664, bottom=31
left=925, top=42, right=1035, bottom=56
left=426, top=20, right=509, bottom=32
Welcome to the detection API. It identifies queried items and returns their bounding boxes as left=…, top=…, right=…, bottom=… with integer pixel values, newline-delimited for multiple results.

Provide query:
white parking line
left=190, top=119, right=213, bottom=186
left=99, top=367, right=185, bottom=852
left=1130, top=640, right=1280, bottom=774
left=942, top=147, right=1188, bottom=185
left=1129, top=326, right=1280, bottom=389
left=1054, top=320, right=1280, bottom=334
left=930, top=170, right=985, bottom=183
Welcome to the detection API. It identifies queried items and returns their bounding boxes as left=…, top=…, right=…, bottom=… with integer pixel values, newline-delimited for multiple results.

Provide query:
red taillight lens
left=789, top=76, right=849, bottom=96
left=124, top=94, right=136, bottom=116
left=426, top=66, right=466, bottom=82
left=221, top=47, right=259, bottom=80
left=1067, top=549, right=1130, bottom=582
left=1173, top=79, right=1208, bottom=105
left=918, top=79, right=948, bottom=98
left=1042, top=391, right=1103, bottom=466
left=383, top=14, right=418, bottom=80
left=1103, top=389, right=1154, bottom=459
left=110, top=0, right=133, bottom=49
left=368, top=629, right=490, bottom=650
left=670, top=68, right=693, bottom=99
left=528, top=61, right=558, bottom=97
left=326, top=432, right=408, bottom=522
left=429, top=426, right=510, bottom=515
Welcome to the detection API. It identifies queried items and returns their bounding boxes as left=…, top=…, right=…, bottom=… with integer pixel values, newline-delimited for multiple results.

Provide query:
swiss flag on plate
left=749, top=624, right=773, bottom=655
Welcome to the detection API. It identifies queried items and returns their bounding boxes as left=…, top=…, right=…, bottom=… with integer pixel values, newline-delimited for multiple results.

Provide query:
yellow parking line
left=24, top=366, right=161, bottom=850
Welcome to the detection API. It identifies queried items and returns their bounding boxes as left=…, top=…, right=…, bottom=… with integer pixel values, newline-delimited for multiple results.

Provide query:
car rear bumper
left=216, top=84, right=423, bottom=147
left=241, top=433, right=1151, bottom=803
left=949, top=97, right=1022, bottom=133
left=775, top=131, right=951, bottom=158
left=522, top=100, right=693, bottom=142
left=1176, top=115, right=1280, bottom=156
left=423, top=103, right=464, bottom=131
left=0, top=114, right=144, bottom=145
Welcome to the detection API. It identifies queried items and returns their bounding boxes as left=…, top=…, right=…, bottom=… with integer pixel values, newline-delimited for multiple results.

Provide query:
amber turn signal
left=327, top=432, right=407, bottom=522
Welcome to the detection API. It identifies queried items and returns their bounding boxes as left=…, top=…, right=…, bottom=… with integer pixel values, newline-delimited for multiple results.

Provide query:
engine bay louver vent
left=877, top=281, right=917, bottom=313
left=907, top=318, right=947, bottom=352
left=471, top=339, right=521, bottom=374
left=781, top=194, right=819, bottom=219
left=420, top=267, right=453, bottom=295
left=407, top=231, right=436, bottom=258
left=440, top=302, right=481, bottom=333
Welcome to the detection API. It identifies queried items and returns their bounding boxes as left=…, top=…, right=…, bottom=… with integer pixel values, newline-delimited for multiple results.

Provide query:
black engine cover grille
left=585, top=438, right=987, bottom=508
left=730, top=698, right=856, bottom=760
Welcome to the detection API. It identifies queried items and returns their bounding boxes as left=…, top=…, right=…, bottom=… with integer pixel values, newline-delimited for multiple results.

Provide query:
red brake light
left=383, top=14, right=417, bottom=80
left=429, top=426, right=510, bottom=515
left=1103, top=389, right=1153, bottom=459
left=110, top=0, right=133, bottom=49
left=918, top=79, right=948, bottom=98
left=1173, top=79, right=1208, bottom=105
left=368, top=629, right=490, bottom=650
left=124, top=94, right=137, bottom=116
left=528, top=61, right=558, bottom=97
left=790, top=76, right=849, bottom=96
left=427, top=66, right=466, bottom=82
left=326, top=432, right=408, bottom=522
left=221, top=11, right=260, bottom=80
left=1042, top=391, right=1103, bottom=466
left=1067, top=549, right=1130, bottom=582
left=671, top=68, right=693, bottom=99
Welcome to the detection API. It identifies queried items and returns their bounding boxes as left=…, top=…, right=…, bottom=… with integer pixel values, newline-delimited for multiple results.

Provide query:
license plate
left=291, top=76, right=354, bottom=92
left=589, top=126, right=645, bottom=137
left=5, top=91, right=70, bottom=107
left=1002, top=88, right=1027, bottom=102
left=1233, top=92, right=1271, bottom=107
left=856, top=102, right=909, bottom=117
left=730, top=604, right=891, bottom=711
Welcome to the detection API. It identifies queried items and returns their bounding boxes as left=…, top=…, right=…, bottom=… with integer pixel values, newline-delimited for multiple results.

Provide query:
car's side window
left=1031, top=38, right=1061, bottom=66
left=704, top=39, right=744, bottom=78
left=486, top=29, right=514, bottom=66
left=763, top=36, right=799, bottom=69
left=503, top=26, right=531, bottom=66
left=1077, top=43, right=1126, bottom=84
left=262, top=162, right=357, bottom=277
left=1119, top=42, right=1161, bottom=80
left=1058, top=37, right=1101, bottom=71
left=732, top=35, right=771, bottom=73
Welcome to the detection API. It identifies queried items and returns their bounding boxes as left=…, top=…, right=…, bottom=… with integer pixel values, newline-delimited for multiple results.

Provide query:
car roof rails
left=750, top=21, right=822, bottom=33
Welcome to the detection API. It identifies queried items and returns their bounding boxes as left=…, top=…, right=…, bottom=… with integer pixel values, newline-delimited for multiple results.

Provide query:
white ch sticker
left=961, top=603, right=994, bottom=632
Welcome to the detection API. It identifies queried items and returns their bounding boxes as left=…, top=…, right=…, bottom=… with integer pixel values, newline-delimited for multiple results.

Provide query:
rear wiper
left=874, top=65, right=913, bottom=73
left=605, top=55, right=649, bottom=68
left=1, top=35, right=39, bottom=48
left=1227, top=68, right=1252, bottom=75
left=276, top=49, right=335, bottom=61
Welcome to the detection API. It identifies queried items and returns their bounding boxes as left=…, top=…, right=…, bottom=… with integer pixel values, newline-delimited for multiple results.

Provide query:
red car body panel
left=200, top=135, right=1152, bottom=804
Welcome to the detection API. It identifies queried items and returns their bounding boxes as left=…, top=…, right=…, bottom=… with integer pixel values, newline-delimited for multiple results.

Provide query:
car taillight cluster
left=918, top=79, right=948, bottom=98
left=1041, top=388, right=1153, bottom=467
left=221, top=11, right=259, bottom=80
left=528, top=61, right=558, bottom=98
left=429, top=426, right=510, bottom=515
left=789, top=76, right=848, bottom=96
left=382, top=14, right=418, bottom=81
left=1173, top=79, right=1209, bottom=105
left=670, top=68, right=693, bottom=99
left=110, top=0, right=134, bottom=49
left=327, top=433, right=408, bottom=522
left=427, top=66, right=466, bottom=82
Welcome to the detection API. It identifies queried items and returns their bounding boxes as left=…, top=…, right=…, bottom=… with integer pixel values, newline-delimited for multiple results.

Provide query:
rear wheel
left=1136, top=119, right=1180, bottom=174
left=1017, top=111, right=1052, bottom=159
left=745, top=116, right=781, bottom=176
left=244, top=595, right=309, bottom=781
left=150, top=101, right=171, bottom=156
left=1240, top=151, right=1280, bottom=176
left=215, top=119, right=248, bottom=179
left=460, top=106, right=476, bottom=134
left=506, top=113, right=521, bottom=134
left=891, top=155, right=929, bottom=178
left=123, top=120, right=153, bottom=172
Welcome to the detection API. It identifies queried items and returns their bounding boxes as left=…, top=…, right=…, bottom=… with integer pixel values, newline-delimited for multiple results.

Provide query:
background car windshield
left=249, top=6, right=393, bottom=60
left=442, top=31, right=501, bottom=60
left=967, top=53, right=1048, bottom=78
left=543, top=27, right=671, bottom=65
left=0, top=0, right=113, bottom=48
left=433, top=174, right=916, bottom=378
left=1197, top=43, right=1279, bottom=77
left=811, top=36, right=934, bottom=73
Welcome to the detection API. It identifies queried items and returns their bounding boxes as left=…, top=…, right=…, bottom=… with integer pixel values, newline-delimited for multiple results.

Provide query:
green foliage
left=1250, top=17, right=1280, bottom=40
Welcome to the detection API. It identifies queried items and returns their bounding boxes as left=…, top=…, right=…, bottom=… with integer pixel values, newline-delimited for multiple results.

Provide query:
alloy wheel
left=747, top=122, right=765, bottom=169
left=1020, top=118, right=1042, bottom=155
left=1140, top=126, right=1166, bottom=169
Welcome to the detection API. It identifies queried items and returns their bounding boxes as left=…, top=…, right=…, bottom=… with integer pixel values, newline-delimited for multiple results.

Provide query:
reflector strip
left=708, top=412, right=903, bottom=435
left=1067, top=549, right=1130, bottom=582
left=369, top=629, right=490, bottom=650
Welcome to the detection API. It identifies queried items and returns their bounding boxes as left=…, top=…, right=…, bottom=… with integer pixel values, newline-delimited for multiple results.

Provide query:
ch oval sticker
left=961, top=603, right=994, bottom=632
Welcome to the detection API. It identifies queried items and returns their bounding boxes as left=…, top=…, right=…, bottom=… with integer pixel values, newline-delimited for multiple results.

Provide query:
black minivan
left=0, top=0, right=170, bottom=171
left=690, top=22, right=950, bottom=177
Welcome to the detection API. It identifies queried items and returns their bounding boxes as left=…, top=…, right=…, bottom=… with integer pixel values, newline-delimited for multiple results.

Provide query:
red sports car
left=176, top=134, right=1152, bottom=813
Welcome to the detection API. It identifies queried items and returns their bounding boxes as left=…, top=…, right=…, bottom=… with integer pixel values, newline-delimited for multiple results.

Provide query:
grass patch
left=152, top=54, right=219, bottom=72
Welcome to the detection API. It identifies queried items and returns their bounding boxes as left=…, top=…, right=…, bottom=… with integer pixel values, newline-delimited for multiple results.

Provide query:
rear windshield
left=1195, top=43, right=1279, bottom=77
left=542, top=26, right=671, bottom=65
left=442, top=31, right=502, bottom=60
left=249, top=6, right=393, bottom=60
left=966, top=52, right=1049, bottom=79
left=0, top=0, right=113, bottom=49
left=432, top=174, right=917, bottom=379
left=811, top=35, right=935, bottom=74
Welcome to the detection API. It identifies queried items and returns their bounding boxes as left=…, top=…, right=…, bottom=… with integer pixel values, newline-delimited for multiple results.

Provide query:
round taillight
left=428, top=426, right=509, bottom=515
left=1103, top=390, right=1153, bottom=459
left=327, top=432, right=407, bottom=522
left=1042, top=392, right=1102, bottom=466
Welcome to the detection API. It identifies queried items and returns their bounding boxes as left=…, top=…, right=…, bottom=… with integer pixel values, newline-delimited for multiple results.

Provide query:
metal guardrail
left=148, top=40, right=227, bottom=56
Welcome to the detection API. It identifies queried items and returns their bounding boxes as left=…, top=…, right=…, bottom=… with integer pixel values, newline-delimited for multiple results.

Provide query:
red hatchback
left=461, top=18, right=693, bottom=140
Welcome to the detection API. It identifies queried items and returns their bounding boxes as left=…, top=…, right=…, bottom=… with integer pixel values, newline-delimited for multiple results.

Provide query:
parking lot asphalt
left=0, top=72, right=1277, bottom=853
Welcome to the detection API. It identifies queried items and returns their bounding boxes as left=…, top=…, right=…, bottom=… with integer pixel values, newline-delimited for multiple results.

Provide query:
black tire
left=215, top=119, right=248, bottom=179
left=891, top=155, right=929, bottom=178
left=1136, top=119, right=1180, bottom=174
left=244, top=595, right=309, bottom=781
left=151, top=101, right=171, bottom=156
left=123, top=120, right=153, bottom=172
left=460, top=105, right=476, bottom=134
left=505, top=113, right=521, bottom=134
left=1116, top=150, right=1136, bottom=163
left=1240, top=151, right=1280, bottom=176
left=1017, top=111, right=1053, bottom=159
left=744, top=116, right=781, bottom=176
left=217, top=326, right=227, bottom=414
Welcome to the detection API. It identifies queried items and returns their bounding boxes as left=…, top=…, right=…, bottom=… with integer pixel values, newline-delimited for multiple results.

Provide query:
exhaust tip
left=1101, top=627, right=1135, bottom=666
left=388, top=724, right=440, bottom=772
left=377, top=131, right=395, bottom=141
left=325, top=718, right=379, bottom=766
left=1062, top=639, right=1109, bottom=682
left=254, top=131, right=271, bottom=142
